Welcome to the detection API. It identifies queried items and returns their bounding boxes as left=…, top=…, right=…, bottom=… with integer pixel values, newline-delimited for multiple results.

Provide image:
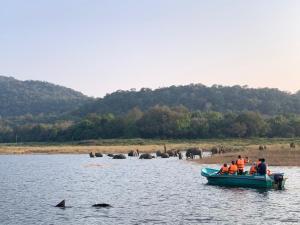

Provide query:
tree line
left=73, top=84, right=300, bottom=117
left=1, top=106, right=300, bottom=143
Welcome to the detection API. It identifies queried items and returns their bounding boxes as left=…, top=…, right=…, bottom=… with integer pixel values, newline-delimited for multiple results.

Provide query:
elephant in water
left=139, top=153, right=152, bottom=159
left=128, top=150, right=138, bottom=157
left=113, top=154, right=126, bottom=159
left=160, top=153, right=169, bottom=158
left=156, top=150, right=162, bottom=157
left=95, top=153, right=103, bottom=157
left=186, top=147, right=203, bottom=159
left=167, top=149, right=180, bottom=157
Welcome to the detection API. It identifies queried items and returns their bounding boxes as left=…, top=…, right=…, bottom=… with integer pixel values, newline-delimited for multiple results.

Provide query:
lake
left=0, top=155, right=299, bottom=225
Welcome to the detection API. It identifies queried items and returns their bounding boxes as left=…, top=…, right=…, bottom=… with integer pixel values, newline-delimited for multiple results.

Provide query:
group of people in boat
left=218, top=155, right=270, bottom=176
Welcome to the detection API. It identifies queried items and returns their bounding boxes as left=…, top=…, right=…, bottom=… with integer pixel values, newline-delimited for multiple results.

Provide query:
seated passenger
left=228, top=161, right=238, bottom=175
left=257, top=158, right=262, bottom=167
left=218, top=163, right=229, bottom=174
left=244, top=156, right=249, bottom=164
left=249, top=162, right=257, bottom=175
left=257, top=158, right=267, bottom=175
left=236, top=155, right=245, bottom=175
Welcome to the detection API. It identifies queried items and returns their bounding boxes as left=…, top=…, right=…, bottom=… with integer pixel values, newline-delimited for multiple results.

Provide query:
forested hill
left=75, top=84, right=300, bottom=116
left=0, top=76, right=91, bottom=117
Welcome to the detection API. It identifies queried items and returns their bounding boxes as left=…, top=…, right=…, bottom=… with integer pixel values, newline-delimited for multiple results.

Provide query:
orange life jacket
left=244, top=158, right=249, bottom=164
left=236, top=158, right=245, bottom=170
left=249, top=165, right=257, bottom=175
left=228, top=164, right=237, bottom=174
left=220, top=166, right=229, bottom=174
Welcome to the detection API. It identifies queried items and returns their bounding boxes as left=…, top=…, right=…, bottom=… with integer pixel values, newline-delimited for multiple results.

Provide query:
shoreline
left=0, top=140, right=299, bottom=166
left=193, top=148, right=300, bottom=166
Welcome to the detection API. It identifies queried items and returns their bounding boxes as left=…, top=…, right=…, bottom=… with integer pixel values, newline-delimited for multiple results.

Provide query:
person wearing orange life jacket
left=249, top=162, right=257, bottom=175
left=236, top=155, right=245, bottom=175
left=217, top=163, right=229, bottom=175
left=228, top=161, right=238, bottom=175
left=244, top=156, right=249, bottom=164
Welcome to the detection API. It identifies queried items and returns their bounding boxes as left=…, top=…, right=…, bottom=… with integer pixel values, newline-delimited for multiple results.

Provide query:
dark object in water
left=161, top=153, right=169, bottom=158
left=89, top=152, right=94, bottom=158
left=139, top=153, right=152, bottom=159
left=156, top=150, right=162, bottom=157
left=55, top=200, right=65, bottom=208
left=95, top=153, right=103, bottom=157
left=92, top=203, right=112, bottom=208
left=113, top=154, right=126, bottom=159
left=107, top=154, right=114, bottom=157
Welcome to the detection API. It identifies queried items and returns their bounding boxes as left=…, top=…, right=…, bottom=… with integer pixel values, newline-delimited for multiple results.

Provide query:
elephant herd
left=89, top=147, right=206, bottom=160
left=89, top=143, right=298, bottom=160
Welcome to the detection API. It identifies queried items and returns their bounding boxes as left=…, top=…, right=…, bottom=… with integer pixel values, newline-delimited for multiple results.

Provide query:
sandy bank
left=194, top=146, right=300, bottom=166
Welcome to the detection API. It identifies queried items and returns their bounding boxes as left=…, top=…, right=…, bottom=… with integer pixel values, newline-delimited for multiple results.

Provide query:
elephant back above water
left=113, top=154, right=126, bottom=159
left=139, top=153, right=152, bottom=159
left=160, top=153, right=169, bottom=158
left=95, top=153, right=103, bottom=157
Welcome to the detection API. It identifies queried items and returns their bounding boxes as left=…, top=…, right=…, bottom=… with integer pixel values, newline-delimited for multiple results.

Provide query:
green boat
left=201, top=168, right=286, bottom=189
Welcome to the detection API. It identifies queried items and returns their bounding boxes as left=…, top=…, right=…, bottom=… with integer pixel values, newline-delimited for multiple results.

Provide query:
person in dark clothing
left=257, top=158, right=267, bottom=175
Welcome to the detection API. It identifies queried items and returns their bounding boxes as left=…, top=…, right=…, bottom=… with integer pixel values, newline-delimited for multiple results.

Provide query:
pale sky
left=1, top=0, right=300, bottom=97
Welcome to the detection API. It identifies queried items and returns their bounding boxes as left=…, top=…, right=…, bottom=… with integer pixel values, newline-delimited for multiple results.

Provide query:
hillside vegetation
left=1, top=79, right=300, bottom=143
left=0, top=76, right=91, bottom=117
left=74, top=84, right=300, bottom=116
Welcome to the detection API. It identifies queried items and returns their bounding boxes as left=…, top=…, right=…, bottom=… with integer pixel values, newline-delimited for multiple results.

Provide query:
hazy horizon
left=1, top=0, right=300, bottom=97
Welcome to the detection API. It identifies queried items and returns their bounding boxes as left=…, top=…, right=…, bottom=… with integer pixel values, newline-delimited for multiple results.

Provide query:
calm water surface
left=0, top=155, right=300, bottom=225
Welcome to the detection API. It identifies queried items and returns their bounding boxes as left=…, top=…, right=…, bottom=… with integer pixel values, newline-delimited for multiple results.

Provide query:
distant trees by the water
left=1, top=106, right=300, bottom=143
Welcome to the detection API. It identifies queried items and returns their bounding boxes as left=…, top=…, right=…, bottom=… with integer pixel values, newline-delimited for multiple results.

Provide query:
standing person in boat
left=236, top=155, right=245, bottom=175
left=217, top=163, right=229, bottom=174
left=228, top=161, right=238, bottom=175
left=249, top=162, right=257, bottom=175
left=257, top=158, right=267, bottom=175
